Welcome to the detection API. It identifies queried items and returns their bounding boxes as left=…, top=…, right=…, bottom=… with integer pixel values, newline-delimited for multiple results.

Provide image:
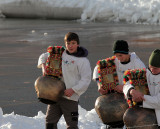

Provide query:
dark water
left=0, top=18, right=160, bottom=117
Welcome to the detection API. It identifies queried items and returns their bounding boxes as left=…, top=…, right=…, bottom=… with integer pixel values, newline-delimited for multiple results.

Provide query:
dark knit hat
left=113, top=40, right=129, bottom=54
left=149, top=49, right=160, bottom=68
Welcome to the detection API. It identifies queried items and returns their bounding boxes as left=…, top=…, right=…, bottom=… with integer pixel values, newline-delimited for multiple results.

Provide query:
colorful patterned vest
left=45, top=46, right=65, bottom=78
left=97, top=56, right=119, bottom=92
left=123, top=68, right=149, bottom=108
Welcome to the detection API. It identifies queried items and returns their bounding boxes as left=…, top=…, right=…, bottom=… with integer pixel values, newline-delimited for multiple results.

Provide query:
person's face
left=149, top=65, right=160, bottom=75
left=114, top=53, right=130, bottom=62
left=65, top=40, right=79, bottom=54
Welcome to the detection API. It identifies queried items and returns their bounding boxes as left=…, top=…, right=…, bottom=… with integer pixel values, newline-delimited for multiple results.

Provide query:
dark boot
left=46, top=123, right=54, bottom=129
left=108, top=121, right=124, bottom=128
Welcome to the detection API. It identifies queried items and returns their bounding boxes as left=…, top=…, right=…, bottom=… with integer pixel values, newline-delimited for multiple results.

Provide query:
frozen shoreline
left=0, top=0, right=160, bottom=24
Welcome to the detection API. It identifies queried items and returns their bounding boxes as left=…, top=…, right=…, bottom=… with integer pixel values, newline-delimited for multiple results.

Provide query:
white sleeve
left=123, top=56, right=146, bottom=98
left=72, top=58, right=92, bottom=96
left=123, top=81, right=134, bottom=99
left=143, top=94, right=160, bottom=109
left=37, top=52, right=48, bottom=68
left=92, top=65, right=99, bottom=81
left=143, top=94, right=160, bottom=126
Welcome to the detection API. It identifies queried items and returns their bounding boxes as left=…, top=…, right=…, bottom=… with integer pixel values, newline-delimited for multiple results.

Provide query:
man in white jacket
left=93, top=40, right=146, bottom=128
left=123, top=49, right=160, bottom=127
left=93, top=40, right=146, bottom=94
left=37, top=32, right=91, bottom=129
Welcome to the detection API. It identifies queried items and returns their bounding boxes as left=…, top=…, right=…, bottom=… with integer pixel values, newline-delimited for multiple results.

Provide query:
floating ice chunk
left=44, top=33, right=48, bottom=36
left=31, top=30, right=35, bottom=33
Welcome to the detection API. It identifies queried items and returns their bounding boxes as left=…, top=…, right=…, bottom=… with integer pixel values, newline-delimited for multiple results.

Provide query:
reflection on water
left=131, top=33, right=160, bottom=45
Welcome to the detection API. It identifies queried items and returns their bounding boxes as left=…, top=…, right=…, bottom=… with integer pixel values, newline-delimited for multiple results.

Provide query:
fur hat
left=149, top=49, right=160, bottom=68
left=113, top=40, right=129, bottom=54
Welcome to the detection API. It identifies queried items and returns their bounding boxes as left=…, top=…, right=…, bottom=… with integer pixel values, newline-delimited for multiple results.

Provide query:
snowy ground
left=0, top=106, right=107, bottom=129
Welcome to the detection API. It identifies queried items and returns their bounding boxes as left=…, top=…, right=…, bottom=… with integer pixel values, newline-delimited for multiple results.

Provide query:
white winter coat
left=93, top=52, right=146, bottom=85
left=37, top=50, right=91, bottom=102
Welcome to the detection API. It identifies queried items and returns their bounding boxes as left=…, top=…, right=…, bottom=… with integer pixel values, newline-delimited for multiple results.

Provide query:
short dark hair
left=64, top=32, right=80, bottom=44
